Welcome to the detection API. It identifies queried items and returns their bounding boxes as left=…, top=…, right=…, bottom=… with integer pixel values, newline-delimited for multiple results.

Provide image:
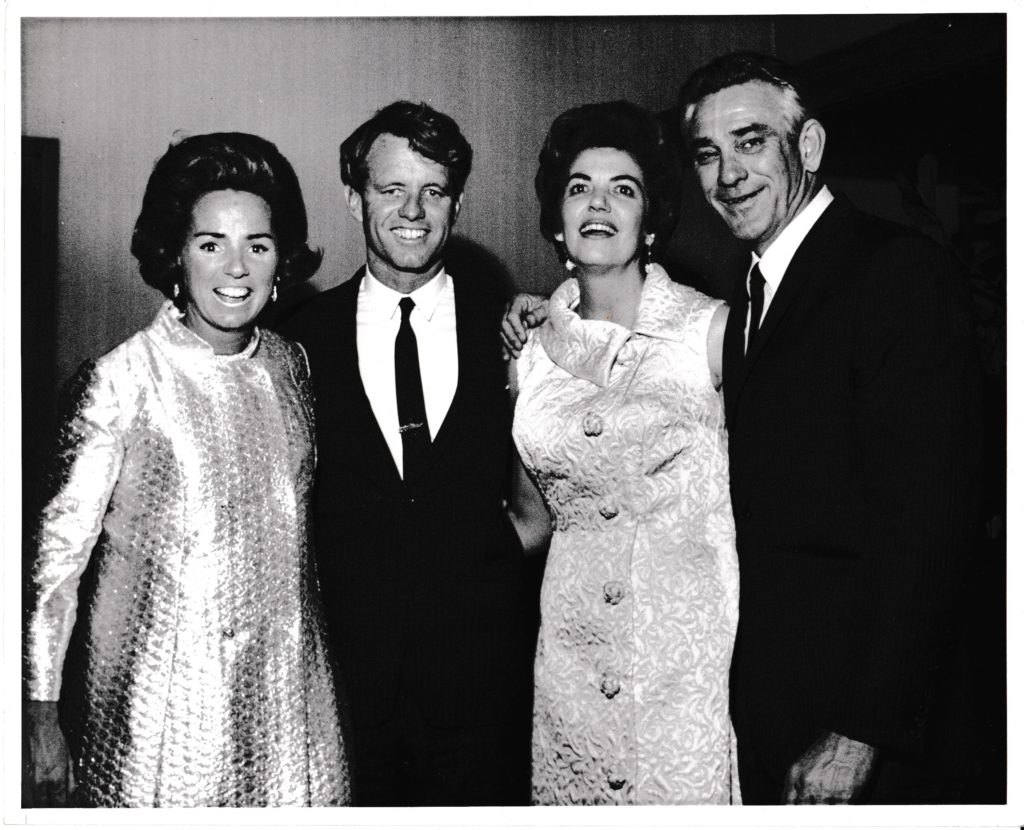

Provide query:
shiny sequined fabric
left=513, top=267, right=740, bottom=805
left=26, top=302, right=350, bottom=807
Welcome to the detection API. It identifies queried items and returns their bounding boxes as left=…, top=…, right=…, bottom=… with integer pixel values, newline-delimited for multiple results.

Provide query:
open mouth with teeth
left=392, top=227, right=429, bottom=241
left=213, top=286, right=254, bottom=304
left=579, top=221, right=618, bottom=237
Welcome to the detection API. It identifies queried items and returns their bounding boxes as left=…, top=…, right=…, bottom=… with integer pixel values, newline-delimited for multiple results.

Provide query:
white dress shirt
left=356, top=267, right=459, bottom=478
left=745, top=185, right=834, bottom=350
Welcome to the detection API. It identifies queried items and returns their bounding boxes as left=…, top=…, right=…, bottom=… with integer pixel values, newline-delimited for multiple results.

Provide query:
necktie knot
left=399, top=296, right=415, bottom=321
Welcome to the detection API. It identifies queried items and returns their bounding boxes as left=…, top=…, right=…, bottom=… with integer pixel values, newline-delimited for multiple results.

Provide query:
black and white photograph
left=6, top=2, right=1016, bottom=828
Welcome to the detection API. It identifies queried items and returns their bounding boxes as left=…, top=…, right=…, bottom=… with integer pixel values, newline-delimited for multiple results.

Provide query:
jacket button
left=582, top=412, right=603, bottom=437
left=222, top=627, right=235, bottom=639
left=600, top=675, right=621, bottom=699
left=603, top=581, right=626, bottom=605
left=599, top=502, right=618, bottom=520
left=608, top=775, right=627, bottom=790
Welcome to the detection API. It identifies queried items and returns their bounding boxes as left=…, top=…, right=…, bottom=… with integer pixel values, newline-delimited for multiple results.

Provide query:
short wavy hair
left=678, top=51, right=816, bottom=152
left=535, top=101, right=681, bottom=259
left=339, top=101, right=472, bottom=199
left=131, top=132, right=321, bottom=307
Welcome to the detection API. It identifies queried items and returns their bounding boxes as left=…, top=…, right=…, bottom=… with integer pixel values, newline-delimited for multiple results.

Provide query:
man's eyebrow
left=731, top=122, right=775, bottom=138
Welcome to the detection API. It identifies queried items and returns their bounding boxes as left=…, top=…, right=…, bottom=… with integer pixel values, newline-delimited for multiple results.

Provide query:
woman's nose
left=225, top=249, right=249, bottom=277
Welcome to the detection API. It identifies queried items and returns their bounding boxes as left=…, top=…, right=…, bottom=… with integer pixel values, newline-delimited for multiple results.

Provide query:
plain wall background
left=22, top=16, right=783, bottom=388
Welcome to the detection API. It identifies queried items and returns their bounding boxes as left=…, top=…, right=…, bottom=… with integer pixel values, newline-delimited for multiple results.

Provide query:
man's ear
left=451, top=193, right=463, bottom=225
left=344, top=185, right=364, bottom=223
left=799, top=119, right=826, bottom=174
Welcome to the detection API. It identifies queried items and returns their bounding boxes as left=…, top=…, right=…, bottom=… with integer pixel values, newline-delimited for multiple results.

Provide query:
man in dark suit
left=678, top=52, right=983, bottom=804
left=278, top=101, right=539, bottom=806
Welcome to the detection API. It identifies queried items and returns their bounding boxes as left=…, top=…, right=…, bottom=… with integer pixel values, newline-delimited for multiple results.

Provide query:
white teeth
left=393, top=228, right=428, bottom=240
left=581, top=222, right=616, bottom=234
left=215, top=287, right=251, bottom=299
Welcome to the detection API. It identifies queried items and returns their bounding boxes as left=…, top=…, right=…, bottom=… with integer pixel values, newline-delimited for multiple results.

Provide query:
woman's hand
left=501, top=293, right=549, bottom=359
left=26, top=700, right=74, bottom=807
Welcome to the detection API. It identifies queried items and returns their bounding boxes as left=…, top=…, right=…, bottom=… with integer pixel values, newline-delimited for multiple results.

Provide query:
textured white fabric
left=27, top=303, right=349, bottom=807
left=513, top=266, right=740, bottom=805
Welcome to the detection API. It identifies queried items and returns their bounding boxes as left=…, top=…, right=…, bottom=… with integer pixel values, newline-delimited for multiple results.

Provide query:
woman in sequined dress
left=25, top=133, right=350, bottom=807
left=507, top=102, right=740, bottom=804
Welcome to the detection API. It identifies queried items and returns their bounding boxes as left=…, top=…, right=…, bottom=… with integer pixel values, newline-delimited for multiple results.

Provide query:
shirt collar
left=363, top=265, right=449, bottom=322
left=751, top=185, right=834, bottom=290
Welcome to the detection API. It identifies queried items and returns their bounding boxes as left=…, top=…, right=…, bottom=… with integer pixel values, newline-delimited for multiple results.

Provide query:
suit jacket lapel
left=332, top=268, right=405, bottom=494
left=725, top=196, right=852, bottom=423
left=403, top=273, right=498, bottom=490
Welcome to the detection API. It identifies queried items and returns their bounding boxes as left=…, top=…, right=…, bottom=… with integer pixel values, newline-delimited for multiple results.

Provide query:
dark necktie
left=395, top=296, right=430, bottom=481
left=746, top=263, right=766, bottom=354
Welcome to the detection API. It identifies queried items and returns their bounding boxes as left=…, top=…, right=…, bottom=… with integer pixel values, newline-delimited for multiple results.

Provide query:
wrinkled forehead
left=686, top=81, right=793, bottom=140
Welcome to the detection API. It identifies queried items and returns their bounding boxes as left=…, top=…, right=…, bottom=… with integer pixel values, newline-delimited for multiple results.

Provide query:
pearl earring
left=643, top=234, right=656, bottom=275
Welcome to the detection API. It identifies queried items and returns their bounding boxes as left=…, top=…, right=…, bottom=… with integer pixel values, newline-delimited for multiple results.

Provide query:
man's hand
left=500, top=293, right=549, bottom=359
left=26, top=700, right=74, bottom=807
left=782, top=731, right=878, bottom=804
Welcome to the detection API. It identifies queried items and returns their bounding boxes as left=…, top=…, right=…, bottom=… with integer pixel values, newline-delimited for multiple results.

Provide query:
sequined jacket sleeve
left=27, top=357, right=128, bottom=701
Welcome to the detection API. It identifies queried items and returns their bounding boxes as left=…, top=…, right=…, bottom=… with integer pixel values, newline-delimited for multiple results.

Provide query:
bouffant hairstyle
left=678, top=51, right=817, bottom=152
left=339, top=101, right=473, bottom=199
left=534, top=101, right=681, bottom=260
left=131, top=132, right=321, bottom=307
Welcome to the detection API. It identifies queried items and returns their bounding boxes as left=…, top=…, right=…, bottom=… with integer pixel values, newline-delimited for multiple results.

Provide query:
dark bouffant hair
left=678, top=51, right=817, bottom=150
left=339, top=101, right=472, bottom=199
left=534, top=101, right=681, bottom=258
left=131, top=132, right=321, bottom=307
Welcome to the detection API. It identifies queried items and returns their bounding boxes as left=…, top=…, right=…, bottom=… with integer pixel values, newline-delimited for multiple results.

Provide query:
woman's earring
left=564, top=259, right=576, bottom=272
left=173, top=283, right=180, bottom=299
left=271, top=280, right=278, bottom=303
left=643, top=234, right=656, bottom=275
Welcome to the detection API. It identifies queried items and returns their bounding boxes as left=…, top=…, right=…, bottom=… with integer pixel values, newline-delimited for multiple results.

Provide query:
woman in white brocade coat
left=507, top=102, right=740, bottom=805
left=25, top=133, right=350, bottom=808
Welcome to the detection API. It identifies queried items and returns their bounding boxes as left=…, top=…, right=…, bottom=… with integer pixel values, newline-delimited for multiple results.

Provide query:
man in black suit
left=678, top=52, right=983, bottom=804
left=278, top=101, right=542, bottom=806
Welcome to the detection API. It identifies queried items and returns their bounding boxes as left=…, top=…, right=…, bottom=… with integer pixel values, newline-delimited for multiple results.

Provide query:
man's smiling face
left=347, top=132, right=460, bottom=291
left=687, top=80, right=819, bottom=255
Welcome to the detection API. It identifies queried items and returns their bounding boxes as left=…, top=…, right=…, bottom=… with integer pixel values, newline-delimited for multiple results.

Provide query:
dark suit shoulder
left=274, top=276, right=359, bottom=345
left=449, top=270, right=508, bottom=326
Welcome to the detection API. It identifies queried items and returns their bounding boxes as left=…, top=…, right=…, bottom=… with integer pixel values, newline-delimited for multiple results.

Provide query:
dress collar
left=152, top=301, right=261, bottom=361
left=538, top=264, right=684, bottom=387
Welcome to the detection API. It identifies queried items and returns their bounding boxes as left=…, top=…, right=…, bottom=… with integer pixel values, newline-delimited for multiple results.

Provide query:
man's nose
left=718, top=153, right=747, bottom=187
left=399, top=192, right=425, bottom=220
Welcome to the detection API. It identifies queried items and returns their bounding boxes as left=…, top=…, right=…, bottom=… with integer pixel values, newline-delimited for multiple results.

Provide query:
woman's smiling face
left=557, top=146, right=647, bottom=272
left=180, top=189, right=278, bottom=353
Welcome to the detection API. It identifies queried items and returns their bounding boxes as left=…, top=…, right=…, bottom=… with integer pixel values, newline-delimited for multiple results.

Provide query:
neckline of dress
left=153, top=301, right=261, bottom=362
